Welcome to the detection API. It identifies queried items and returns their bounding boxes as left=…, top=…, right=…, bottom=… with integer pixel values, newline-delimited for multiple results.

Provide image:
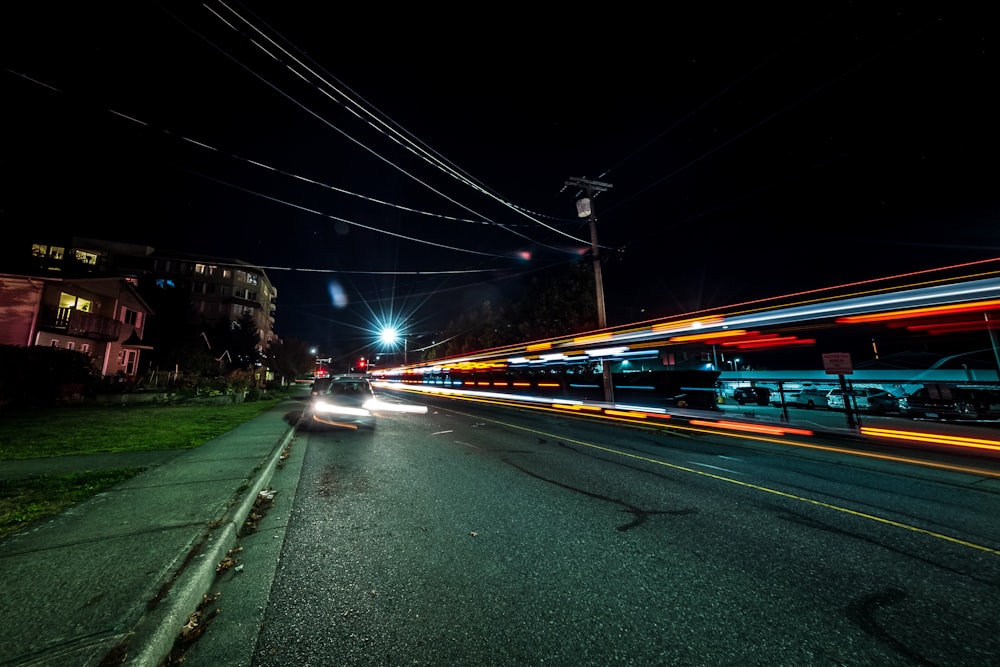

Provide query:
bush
left=0, top=345, right=99, bottom=408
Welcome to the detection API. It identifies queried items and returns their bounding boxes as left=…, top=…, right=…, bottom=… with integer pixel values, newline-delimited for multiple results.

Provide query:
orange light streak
left=553, top=403, right=603, bottom=412
left=651, top=315, right=726, bottom=333
left=860, top=426, right=1000, bottom=452
left=689, top=419, right=814, bottom=437
left=525, top=342, right=552, bottom=352
left=604, top=409, right=647, bottom=419
left=836, top=299, right=1000, bottom=324
left=573, top=333, right=615, bottom=345
left=670, top=329, right=748, bottom=343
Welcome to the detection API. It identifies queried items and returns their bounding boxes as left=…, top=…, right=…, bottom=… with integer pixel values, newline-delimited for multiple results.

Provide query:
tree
left=433, top=262, right=600, bottom=358
left=514, top=262, right=598, bottom=340
left=228, top=311, right=261, bottom=371
left=268, top=336, right=316, bottom=383
left=437, top=299, right=514, bottom=357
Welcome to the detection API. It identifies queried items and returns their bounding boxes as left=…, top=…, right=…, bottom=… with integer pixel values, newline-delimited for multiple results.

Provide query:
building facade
left=0, top=273, right=154, bottom=378
left=3, top=237, right=278, bottom=381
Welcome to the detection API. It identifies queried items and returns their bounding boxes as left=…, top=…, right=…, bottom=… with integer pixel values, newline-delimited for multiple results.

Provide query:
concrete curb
left=123, top=421, right=298, bottom=667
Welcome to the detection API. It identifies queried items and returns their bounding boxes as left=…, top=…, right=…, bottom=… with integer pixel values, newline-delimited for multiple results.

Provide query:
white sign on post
left=822, top=352, right=853, bottom=375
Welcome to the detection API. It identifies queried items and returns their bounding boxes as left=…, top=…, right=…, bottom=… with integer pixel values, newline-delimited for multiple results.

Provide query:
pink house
left=0, top=274, right=154, bottom=379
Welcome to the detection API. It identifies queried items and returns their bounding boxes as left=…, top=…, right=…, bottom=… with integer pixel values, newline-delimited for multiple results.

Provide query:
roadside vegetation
left=0, top=395, right=292, bottom=539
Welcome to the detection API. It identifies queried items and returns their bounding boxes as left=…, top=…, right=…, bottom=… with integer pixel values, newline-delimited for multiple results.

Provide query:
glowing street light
left=379, top=326, right=407, bottom=364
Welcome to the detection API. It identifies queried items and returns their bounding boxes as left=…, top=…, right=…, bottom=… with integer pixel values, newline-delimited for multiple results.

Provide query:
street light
left=379, top=326, right=408, bottom=365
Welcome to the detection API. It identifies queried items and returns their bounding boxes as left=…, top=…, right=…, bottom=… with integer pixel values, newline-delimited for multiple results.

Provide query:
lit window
left=195, top=263, right=206, bottom=275
left=74, top=249, right=99, bottom=265
left=59, top=293, right=92, bottom=312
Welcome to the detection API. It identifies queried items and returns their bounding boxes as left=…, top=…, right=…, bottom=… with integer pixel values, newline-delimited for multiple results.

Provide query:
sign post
left=823, top=353, right=857, bottom=429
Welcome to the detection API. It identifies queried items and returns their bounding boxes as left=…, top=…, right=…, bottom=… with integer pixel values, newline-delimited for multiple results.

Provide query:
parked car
left=899, top=385, right=1000, bottom=421
left=306, top=375, right=379, bottom=429
left=733, top=386, right=771, bottom=406
left=789, top=387, right=829, bottom=409
left=826, top=387, right=899, bottom=414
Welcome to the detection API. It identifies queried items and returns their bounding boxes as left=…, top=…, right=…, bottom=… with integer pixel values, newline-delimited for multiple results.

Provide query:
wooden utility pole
left=566, top=176, right=614, bottom=403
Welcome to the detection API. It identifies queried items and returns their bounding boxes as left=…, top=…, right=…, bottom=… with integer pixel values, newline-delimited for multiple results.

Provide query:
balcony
left=38, top=306, right=122, bottom=342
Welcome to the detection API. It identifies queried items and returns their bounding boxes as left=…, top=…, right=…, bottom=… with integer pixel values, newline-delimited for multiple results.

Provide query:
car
left=733, top=386, right=771, bottom=406
left=306, top=375, right=379, bottom=429
left=825, top=387, right=899, bottom=414
left=788, top=387, right=829, bottom=409
left=310, top=377, right=332, bottom=396
left=899, top=385, right=1000, bottom=421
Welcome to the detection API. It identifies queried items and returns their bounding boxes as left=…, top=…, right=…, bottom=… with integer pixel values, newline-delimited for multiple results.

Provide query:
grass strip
left=0, top=398, right=284, bottom=459
left=0, top=468, right=144, bottom=539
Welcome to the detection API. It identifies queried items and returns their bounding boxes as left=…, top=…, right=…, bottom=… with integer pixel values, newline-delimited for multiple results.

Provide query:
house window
left=74, top=249, right=99, bottom=265
left=123, top=349, right=137, bottom=375
left=51, top=339, right=60, bottom=348
left=222, top=268, right=232, bottom=279
left=32, top=244, right=66, bottom=260
left=247, top=273, right=259, bottom=286
left=122, top=308, right=140, bottom=326
left=195, top=263, right=206, bottom=275
left=59, top=292, right=92, bottom=312
left=66, top=341, right=76, bottom=350
left=81, top=343, right=90, bottom=354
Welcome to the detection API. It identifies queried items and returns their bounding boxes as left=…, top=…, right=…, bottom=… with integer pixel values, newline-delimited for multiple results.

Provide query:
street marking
left=689, top=462, right=742, bottom=474
left=444, top=408, right=1000, bottom=557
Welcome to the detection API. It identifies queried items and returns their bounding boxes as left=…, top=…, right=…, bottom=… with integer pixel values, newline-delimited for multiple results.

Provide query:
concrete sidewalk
left=0, top=399, right=302, bottom=667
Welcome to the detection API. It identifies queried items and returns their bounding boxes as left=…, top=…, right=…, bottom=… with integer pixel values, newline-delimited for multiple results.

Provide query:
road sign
left=822, top=352, right=853, bottom=375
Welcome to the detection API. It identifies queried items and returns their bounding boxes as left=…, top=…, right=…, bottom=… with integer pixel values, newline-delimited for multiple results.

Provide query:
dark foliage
left=0, top=345, right=98, bottom=407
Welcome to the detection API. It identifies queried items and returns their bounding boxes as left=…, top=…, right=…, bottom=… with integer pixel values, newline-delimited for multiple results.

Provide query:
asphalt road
left=184, top=393, right=1000, bottom=666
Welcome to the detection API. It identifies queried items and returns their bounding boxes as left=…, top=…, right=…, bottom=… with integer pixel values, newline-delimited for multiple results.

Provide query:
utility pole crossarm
left=565, top=177, right=613, bottom=195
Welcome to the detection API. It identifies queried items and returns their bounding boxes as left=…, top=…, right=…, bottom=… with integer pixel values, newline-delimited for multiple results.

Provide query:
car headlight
left=313, top=400, right=371, bottom=417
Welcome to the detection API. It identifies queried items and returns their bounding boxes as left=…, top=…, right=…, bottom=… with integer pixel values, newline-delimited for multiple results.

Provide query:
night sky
left=4, top=3, right=998, bottom=357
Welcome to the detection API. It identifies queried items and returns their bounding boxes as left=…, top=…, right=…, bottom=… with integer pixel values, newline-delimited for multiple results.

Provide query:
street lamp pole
left=567, top=176, right=614, bottom=403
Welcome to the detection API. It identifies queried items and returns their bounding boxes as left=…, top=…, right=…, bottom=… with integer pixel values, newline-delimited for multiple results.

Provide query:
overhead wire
left=5, top=66, right=519, bottom=264
left=210, top=0, right=589, bottom=247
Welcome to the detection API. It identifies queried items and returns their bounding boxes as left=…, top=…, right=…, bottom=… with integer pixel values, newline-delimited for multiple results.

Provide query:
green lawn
left=0, top=396, right=291, bottom=538
left=0, top=399, right=287, bottom=459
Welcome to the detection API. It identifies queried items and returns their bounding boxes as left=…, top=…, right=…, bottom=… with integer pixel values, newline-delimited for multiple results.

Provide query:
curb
left=121, top=421, right=298, bottom=667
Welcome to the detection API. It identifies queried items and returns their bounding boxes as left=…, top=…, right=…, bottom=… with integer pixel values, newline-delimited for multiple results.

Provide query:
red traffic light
left=357, top=358, right=367, bottom=370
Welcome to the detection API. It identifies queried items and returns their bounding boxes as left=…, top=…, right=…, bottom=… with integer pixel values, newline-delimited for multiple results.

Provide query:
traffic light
left=356, top=357, right=367, bottom=372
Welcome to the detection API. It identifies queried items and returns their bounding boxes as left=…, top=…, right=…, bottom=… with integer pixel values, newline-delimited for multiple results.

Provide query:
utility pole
left=566, top=176, right=614, bottom=403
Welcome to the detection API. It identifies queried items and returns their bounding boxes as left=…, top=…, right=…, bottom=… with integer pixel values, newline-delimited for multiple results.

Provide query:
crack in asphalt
left=501, top=457, right=697, bottom=532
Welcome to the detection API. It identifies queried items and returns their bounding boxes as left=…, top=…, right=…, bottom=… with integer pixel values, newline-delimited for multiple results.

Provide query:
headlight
left=313, top=400, right=371, bottom=417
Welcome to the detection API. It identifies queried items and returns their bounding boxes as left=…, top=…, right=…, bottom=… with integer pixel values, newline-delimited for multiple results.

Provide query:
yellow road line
left=446, top=408, right=1000, bottom=557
